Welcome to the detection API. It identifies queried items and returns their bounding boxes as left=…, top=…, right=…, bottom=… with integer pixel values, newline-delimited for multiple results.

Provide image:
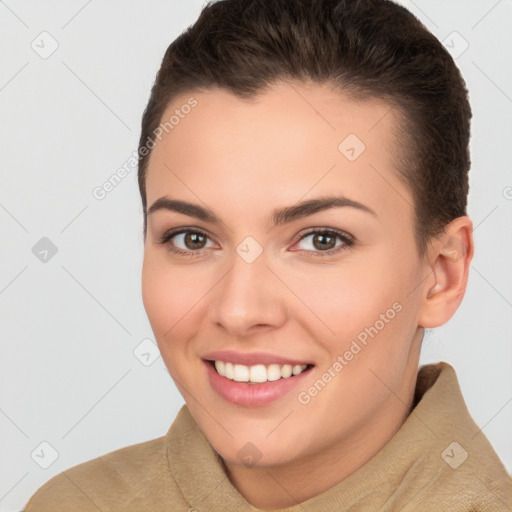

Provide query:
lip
left=201, top=350, right=313, bottom=366
left=203, top=359, right=314, bottom=407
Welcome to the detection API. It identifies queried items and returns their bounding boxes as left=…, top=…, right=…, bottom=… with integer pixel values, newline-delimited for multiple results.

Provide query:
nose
left=208, top=250, right=288, bottom=338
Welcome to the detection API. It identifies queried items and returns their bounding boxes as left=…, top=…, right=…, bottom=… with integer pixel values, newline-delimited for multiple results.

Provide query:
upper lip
left=202, top=350, right=314, bottom=367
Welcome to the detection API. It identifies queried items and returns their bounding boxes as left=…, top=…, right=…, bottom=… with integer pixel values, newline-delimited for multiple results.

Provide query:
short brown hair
left=137, top=0, right=472, bottom=255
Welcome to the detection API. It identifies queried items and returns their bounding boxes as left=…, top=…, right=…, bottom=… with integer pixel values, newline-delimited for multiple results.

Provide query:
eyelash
left=158, top=227, right=355, bottom=259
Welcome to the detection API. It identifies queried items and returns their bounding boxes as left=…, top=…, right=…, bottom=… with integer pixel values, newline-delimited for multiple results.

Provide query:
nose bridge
left=209, top=243, right=286, bottom=334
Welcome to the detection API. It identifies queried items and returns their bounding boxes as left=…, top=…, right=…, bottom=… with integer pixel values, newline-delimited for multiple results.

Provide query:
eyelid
left=294, top=226, right=354, bottom=244
left=158, top=226, right=355, bottom=257
left=290, top=227, right=355, bottom=256
left=158, top=226, right=215, bottom=244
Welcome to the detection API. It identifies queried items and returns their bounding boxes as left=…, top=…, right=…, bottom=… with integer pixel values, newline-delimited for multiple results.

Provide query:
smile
left=212, top=360, right=311, bottom=383
left=203, top=359, right=315, bottom=407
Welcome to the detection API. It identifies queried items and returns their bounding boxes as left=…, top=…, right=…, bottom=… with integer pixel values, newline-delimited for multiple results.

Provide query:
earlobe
left=418, top=216, right=474, bottom=328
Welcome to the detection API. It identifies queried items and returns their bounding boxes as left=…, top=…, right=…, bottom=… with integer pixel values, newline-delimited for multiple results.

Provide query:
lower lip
left=203, top=360, right=313, bottom=407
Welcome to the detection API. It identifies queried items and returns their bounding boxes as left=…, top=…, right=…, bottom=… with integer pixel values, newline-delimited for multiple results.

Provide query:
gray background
left=1, top=0, right=511, bottom=510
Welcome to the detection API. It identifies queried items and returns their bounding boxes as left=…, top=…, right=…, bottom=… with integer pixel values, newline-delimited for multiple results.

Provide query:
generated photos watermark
left=92, top=97, right=198, bottom=201
left=297, top=301, right=403, bottom=405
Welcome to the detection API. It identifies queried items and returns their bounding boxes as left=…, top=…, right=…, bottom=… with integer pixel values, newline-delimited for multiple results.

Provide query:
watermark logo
left=338, top=133, right=366, bottom=162
left=237, top=442, right=262, bottom=467
left=236, top=236, right=263, bottom=264
left=441, top=441, right=468, bottom=469
left=441, top=236, right=467, bottom=263
left=133, top=338, right=161, bottom=366
left=32, top=237, right=58, bottom=263
left=442, top=31, right=469, bottom=60
left=31, top=441, right=59, bottom=469
left=31, top=31, right=59, bottom=59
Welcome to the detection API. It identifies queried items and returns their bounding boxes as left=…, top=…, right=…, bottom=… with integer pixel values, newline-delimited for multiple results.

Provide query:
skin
left=141, top=81, right=473, bottom=509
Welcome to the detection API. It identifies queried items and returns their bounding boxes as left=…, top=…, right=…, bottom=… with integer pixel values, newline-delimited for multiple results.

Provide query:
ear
left=418, top=216, right=474, bottom=328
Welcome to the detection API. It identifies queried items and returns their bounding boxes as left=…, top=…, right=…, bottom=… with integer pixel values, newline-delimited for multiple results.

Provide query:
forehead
left=145, top=81, right=412, bottom=222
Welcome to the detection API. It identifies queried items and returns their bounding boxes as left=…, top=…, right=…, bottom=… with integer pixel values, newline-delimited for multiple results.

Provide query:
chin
left=205, top=424, right=311, bottom=469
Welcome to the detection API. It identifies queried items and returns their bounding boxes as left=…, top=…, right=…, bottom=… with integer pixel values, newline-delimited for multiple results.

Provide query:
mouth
left=205, top=359, right=315, bottom=384
left=203, top=358, right=314, bottom=406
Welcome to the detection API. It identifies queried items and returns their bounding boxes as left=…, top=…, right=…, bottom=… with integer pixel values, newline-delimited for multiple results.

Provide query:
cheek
left=288, top=249, right=420, bottom=360
left=289, top=262, right=401, bottom=337
left=141, top=252, right=207, bottom=355
left=141, top=254, right=170, bottom=336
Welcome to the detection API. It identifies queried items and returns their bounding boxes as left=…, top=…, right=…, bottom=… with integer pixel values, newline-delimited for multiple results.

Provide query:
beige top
left=24, top=362, right=512, bottom=511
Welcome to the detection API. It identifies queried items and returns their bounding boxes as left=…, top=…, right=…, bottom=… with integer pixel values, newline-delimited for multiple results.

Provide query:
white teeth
left=267, top=364, right=282, bottom=381
left=249, top=364, right=267, bottom=383
left=214, top=360, right=224, bottom=375
left=281, top=364, right=293, bottom=378
left=224, top=362, right=234, bottom=379
left=233, top=364, right=249, bottom=382
left=212, top=360, right=309, bottom=383
left=292, top=364, right=303, bottom=376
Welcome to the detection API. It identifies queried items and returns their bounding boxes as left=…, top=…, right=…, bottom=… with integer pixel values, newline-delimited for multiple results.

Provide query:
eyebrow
left=147, top=195, right=376, bottom=226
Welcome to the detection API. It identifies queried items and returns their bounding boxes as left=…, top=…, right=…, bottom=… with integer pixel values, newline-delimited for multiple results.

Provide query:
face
left=141, top=81, right=427, bottom=469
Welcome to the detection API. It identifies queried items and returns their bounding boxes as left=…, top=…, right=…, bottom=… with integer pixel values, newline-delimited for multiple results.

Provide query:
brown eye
left=312, top=232, right=336, bottom=250
left=293, top=228, right=354, bottom=257
left=159, top=229, right=215, bottom=255
left=183, top=231, right=207, bottom=249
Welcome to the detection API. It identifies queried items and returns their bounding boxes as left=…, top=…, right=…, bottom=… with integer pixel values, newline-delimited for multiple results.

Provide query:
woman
left=24, top=0, right=512, bottom=510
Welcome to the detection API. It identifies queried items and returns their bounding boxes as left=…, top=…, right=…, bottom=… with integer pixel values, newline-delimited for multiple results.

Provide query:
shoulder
left=23, top=435, right=186, bottom=511
left=411, top=362, right=512, bottom=510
